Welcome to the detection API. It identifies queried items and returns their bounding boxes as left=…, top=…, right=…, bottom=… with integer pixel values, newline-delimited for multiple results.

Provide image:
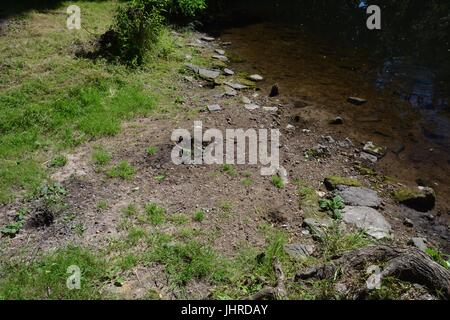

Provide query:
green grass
left=272, top=175, right=285, bottom=189
left=0, top=1, right=189, bottom=204
left=0, top=246, right=106, bottom=299
left=144, top=202, right=166, bottom=225
left=50, top=155, right=68, bottom=168
left=92, top=147, right=112, bottom=167
left=193, top=210, right=205, bottom=222
left=146, top=146, right=158, bottom=156
left=221, top=164, right=237, bottom=177
left=107, top=161, right=136, bottom=180
left=97, top=200, right=108, bottom=211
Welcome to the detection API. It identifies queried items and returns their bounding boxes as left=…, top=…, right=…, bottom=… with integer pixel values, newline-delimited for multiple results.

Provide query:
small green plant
left=319, top=196, right=345, bottom=219
left=193, top=210, right=205, bottom=222
left=50, top=155, right=68, bottom=168
left=107, top=161, right=136, bottom=180
left=168, top=214, right=189, bottom=225
left=92, top=148, right=112, bottom=166
left=123, top=203, right=138, bottom=217
left=221, top=164, right=237, bottom=177
left=73, top=223, right=85, bottom=236
left=145, top=202, right=166, bottom=225
left=271, top=175, right=284, bottom=189
left=155, top=174, right=166, bottom=183
left=0, top=209, right=26, bottom=237
left=426, top=248, right=450, bottom=269
left=97, top=200, right=108, bottom=211
left=220, top=201, right=232, bottom=213
left=146, top=146, right=158, bottom=156
left=241, top=177, right=253, bottom=186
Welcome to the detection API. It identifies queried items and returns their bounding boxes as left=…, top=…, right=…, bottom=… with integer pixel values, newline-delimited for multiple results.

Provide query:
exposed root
left=249, top=257, right=288, bottom=300
left=295, top=245, right=450, bottom=299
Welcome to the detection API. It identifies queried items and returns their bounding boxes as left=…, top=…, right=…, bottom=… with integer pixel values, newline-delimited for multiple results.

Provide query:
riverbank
left=0, top=1, right=449, bottom=300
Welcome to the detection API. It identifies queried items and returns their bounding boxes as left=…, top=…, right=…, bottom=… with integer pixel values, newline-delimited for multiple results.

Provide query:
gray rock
left=185, top=64, right=200, bottom=73
left=347, top=96, right=367, bottom=105
left=241, top=96, right=252, bottom=104
left=360, top=151, right=378, bottom=163
left=244, top=103, right=259, bottom=111
left=284, top=243, right=315, bottom=260
left=212, top=54, right=228, bottom=62
left=337, top=138, right=353, bottom=148
left=198, top=68, right=221, bottom=80
left=342, top=206, right=392, bottom=239
left=302, top=217, right=334, bottom=240
left=263, top=106, right=278, bottom=113
left=207, top=104, right=221, bottom=112
left=403, top=218, right=414, bottom=228
left=224, top=86, right=237, bottom=97
left=225, top=82, right=248, bottom=90
left=201, top=36, right=215, bottom=42
left=363, top=141, right=387, bottom=158
left=335, top=186, right=381, bottom=208
left=330, top=116, right=344, bottom=125
left=286, top=124, right=295, bottom=131
left=215, top=49, right=225, bottom=55
left=223, top=68, right=234, bottom=76
left=249, top=74, right=264, bottom=82
left=408, top=237, right=428, bottom=252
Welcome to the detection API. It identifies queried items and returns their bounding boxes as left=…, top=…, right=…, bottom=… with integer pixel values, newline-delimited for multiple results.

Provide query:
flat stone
left=223, top=68, right=234, bottom=76
left=347, top=96, right=367, bottom=105
left=241, top=96, right=251, bottom=104
left=286, top=124, right=295, bottom=131
left=363, top=141, right=387, bottom=158
left=201, top=36, right=215, bottom=42
left=249, top=74, right=264, bottom=81
left=244, top=103, right=260, bottom=111
left=408, top=237, right=428, bottom=252
left=198, top=68, right=221, bottom=80
left=337, top=138, right=353, bottom=148
left=225, top=82, right=248, bottom=90
left=393, top=187, right=436, bottom=212
left=207, top=104, right=221, bottom=112
left=215, top=49, right=225, bottom=55
left=284, top=243, right=315, bottom=260
left=342, top=206, right=392, bottom=239
left=224, top=86, right=237, bottom=97
left=335, top=186, right=381, bottom=208
left=185, top=64, right=200, bottom=73
left=360, top=151, right=378, bottom=163
left=212, top=54, right=228, bottom=62
left=263, top=106, right=278, bottom=112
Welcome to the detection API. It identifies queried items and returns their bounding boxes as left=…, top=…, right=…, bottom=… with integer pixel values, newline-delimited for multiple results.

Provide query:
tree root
left=249, top=257, right=288, bottom=300
left=295, top=245, right=450, bottom=299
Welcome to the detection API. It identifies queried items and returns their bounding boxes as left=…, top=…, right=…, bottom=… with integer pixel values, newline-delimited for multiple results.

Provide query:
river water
left=217, top=23, right=450, bottom=213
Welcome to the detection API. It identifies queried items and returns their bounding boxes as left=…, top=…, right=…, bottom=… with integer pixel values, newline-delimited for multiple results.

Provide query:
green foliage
left=107, top=161, right=136, bottom=180
left=193, top=210, right=205, bottom=222
left=0, top=209, right=26, bottom=237
left=146, top=146, right=158, bottom=156
left=167, top=0, right=206, bottom=17
left=145, top=202, right=166, bottom=225
left=92, top=147, right=112, bottom=167
left=319, top=196, right=345, bottom=220
left=221, top=164, right=237, bottom=176
left=50, top=155, right=67, bottom=168
left=271, top=175, right=284, bottom=189
left=426, top=248, right=450, bottom=269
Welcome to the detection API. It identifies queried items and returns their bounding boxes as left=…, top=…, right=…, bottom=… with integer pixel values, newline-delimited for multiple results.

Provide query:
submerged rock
left=335, top=186, right=381, bottom=208
left=249, top=74, right=264, bottom=82
left=342, top=206, right=392, bottom=239
left=324, top=176, right=361, bottom=191
left=393, top=187, right=436, bottom=212
left=269, top=84, right=279, bottom=97
left=347, top=96, right=367, bottom=105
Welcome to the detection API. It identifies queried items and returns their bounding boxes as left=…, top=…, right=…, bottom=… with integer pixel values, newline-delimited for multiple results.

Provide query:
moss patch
left=324, top=176, right=361, bottom=190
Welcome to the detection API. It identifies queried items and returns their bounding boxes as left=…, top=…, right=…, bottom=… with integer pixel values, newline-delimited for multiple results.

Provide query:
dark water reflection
left=376, top=58, right=450, bottom=148
left=218, top=23, right=450, bottom=215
